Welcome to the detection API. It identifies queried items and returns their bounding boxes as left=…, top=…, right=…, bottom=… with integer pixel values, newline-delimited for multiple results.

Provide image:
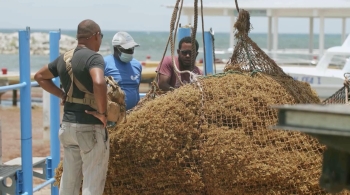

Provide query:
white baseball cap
left=111, top=32, right=140, bottom=49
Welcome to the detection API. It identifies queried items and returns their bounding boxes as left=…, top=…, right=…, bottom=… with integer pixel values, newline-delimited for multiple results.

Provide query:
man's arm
left=158, top=74, right=172, bottom=91
left=156, top=57, right=173, bottom=91
left=90, top=67, right=107, bottom=115
left=34, top=65, right=65, bottom=99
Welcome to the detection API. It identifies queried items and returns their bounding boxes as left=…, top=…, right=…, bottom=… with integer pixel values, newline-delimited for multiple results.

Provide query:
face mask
left=119, top=52, right=133, bottom=63
left=116, top=46, right=134, bottom=63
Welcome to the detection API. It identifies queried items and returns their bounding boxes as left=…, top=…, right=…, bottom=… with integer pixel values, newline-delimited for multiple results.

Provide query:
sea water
left=0, top=29, right=345, bottom=72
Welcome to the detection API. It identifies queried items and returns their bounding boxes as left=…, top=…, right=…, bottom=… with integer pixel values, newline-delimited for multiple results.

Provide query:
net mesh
left=226, top=9, right=286, bottom=76
left=53, top=7, right=350, bottom=195
left=322, top=86, right=349, bottom=104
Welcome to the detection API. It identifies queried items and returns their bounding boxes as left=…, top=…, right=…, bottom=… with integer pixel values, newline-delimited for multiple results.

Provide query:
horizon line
left=0, top=28, right=346, bottom=35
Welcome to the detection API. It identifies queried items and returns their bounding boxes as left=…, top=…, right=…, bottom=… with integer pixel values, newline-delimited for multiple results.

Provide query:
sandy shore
left=0, top=87, right=64, bottom=194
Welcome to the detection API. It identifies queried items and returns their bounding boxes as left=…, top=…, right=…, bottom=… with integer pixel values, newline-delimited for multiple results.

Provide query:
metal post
left=19, top=27, right=33, bottom=195
left=12, top=90, right=17, bottom=106
left=309, top=17, right=314, bottom=54
left=177, top=26, right=191, bottom=46
left=0, top=120, right=2, bottom=164
left=319, top=15, right=325, bottom=58
left=49, top=31, right=61, bottom=195
left=204, top=31, right=214, bottom=75
left=43, top=89, right=51, bottom=143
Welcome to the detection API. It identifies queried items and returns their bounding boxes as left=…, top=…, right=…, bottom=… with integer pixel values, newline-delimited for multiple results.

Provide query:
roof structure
left=163, top=0, right=350, bottom=57
left=163, top=0, right=350, bottom=17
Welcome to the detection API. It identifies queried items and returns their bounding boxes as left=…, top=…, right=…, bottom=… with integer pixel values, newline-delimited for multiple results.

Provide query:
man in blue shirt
left=104, top=31, right=142, bottom=110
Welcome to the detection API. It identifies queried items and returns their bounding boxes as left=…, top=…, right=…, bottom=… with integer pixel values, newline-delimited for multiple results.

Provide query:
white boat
left=281, top=35, right=350, bottom=99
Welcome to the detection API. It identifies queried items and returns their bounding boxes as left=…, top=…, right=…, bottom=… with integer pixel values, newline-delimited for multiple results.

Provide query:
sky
left=0, top=0, right=350, bottom=34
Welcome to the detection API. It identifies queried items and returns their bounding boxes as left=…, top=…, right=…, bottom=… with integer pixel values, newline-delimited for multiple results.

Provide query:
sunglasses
left=86, top=31, right=103, bottom=40
left=180, top=50, right=192, bottom=56
left=116, top=46, right=134, bottom=53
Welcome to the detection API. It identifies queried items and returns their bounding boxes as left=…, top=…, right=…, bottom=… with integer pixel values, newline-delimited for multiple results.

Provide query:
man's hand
left=85, top=110, right=107, bottom=127
left=60, top=91, right=67, bottom=106
left=158, top=74, right=173, bottom=91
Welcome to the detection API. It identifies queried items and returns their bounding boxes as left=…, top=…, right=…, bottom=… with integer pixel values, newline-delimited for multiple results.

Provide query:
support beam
left=273, top=16, right=279, bottom=58
left=43, top=91, right=50, bottom=144
left=204, top=31, right=214, bottom=75
left=0, top=120, right=2, bottom=164
left=319, top=15, right=325, bottom=57
left=49, top=31, right=61, bottom=195
left=19, top=26, right=33, bottom=195
left=12, top=90, right=17, bottom=106
left=268, top=16, right=272, bottom=51
left=187, top=15, right=192, bottom=26
left=309, top=17, right=314, bottom=54
left=342, top=18, right=347, bottom=43
left=177, top=27, right=191, bottom=46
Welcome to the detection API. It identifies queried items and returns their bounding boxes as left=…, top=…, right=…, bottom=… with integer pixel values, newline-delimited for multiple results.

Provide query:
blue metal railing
left=32, top=178, right=55, bottom=193
left=0, top=27, right=61, bottom=195
left=48, top=31, right=61, bottom=195
left=0, top=83, right=26, bottom=93
left=204, top=31, right=214, bottom=75
left=19, top=27, right=34, bottom=195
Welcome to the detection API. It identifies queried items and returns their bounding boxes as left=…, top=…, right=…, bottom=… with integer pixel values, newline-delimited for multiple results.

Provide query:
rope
left=168, top=0, right=183, bottom=86
left=250, top=69, right=262, bottom=77
left=196, top=0, right=206, bottom=134
left=234, top=0, right=254, bottom=70
left=155, top=0, right=203, bottom=92
left=346, top=85, right=349, bottom=104
left=191, top=0, right=198, bottom=71
left=152, top=0, right=181, bottom=91
left=170, top=0, right=200, bottom=86
left=344, top=72, right=350, bottom=103
left=211, top=29, right=216, bottom=74
left=200, top=0, right=207, bottom=76
left=243, top=38, right=254, bottom=68
left=194, top=1, right=206, bottom=181
left=169, top=0, right=199, bottom=87
left=235, top=0, right=240, bottom=12
left=154, top=35, right=170, bottom=84
left=172, top=0, right=185, bottom=85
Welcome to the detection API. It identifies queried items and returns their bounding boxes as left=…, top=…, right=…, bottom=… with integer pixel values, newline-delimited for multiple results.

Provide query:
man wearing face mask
left=104, top=31, right=142, bottom=111
left=156, top=36, right=203, bottom=91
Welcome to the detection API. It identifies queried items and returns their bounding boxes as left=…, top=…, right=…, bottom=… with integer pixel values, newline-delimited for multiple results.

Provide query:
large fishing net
left=53, top=1, right=350, bottom=195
